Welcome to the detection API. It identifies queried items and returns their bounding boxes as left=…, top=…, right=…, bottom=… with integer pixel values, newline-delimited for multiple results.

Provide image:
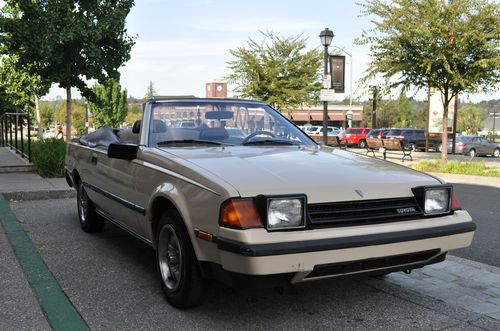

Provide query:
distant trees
left=89, top=79, right=128, bottom=128
left=358, top=0, right=500, bottom=162
left=227, top=32, right=322, bottom=112
left=457, top=105, right=485, bottom=134
left=0, top=0, right=135, bottom=140
left=144, top=81, right=157, bottom=100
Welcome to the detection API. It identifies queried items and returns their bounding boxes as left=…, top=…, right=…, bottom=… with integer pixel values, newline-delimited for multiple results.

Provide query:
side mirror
left=108, top=143, right=138, bottom=160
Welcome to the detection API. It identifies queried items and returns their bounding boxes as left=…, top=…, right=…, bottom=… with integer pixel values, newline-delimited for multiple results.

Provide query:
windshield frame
left=146, top=99, right=318, bottom=148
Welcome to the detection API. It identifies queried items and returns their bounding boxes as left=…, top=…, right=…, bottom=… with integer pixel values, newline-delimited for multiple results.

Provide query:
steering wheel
left=241, top=130, right=276, bottom=144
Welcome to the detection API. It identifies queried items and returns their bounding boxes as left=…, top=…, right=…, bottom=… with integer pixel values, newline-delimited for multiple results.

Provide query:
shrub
left=30, top=139, right=66, bottom=178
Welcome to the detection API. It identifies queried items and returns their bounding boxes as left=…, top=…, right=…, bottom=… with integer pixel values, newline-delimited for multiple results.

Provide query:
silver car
left=448, top=136, right=500, bottom=157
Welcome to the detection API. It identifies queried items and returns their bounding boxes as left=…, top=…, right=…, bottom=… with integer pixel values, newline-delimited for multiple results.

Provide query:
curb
left=3, top=189, right=76, bottom=201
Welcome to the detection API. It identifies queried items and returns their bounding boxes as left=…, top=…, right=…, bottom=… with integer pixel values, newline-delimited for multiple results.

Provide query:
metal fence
left=0, top=112, right=32, bottom=163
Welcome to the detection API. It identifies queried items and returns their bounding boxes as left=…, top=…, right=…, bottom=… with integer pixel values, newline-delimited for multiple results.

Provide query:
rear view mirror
left=108, top=143, right=138, bottom=160
left=205, top=110, right=234, bottom=120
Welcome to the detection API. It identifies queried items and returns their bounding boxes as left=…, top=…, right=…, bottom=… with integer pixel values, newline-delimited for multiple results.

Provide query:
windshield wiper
left=157, top=139, right=225, bottom=146
left=242, top=139, right=297, bottom=146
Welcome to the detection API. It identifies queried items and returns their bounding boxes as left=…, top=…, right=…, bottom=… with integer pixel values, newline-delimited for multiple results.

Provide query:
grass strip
left=0, top=195, right=89, bottom=331
left=411, top=160, right=500, bottom=177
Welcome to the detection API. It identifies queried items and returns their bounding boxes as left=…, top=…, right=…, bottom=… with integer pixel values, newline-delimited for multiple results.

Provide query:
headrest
left=199, top=127, right=229, bottom=141
left=152, top=120, right=167, bottom=133
left=132, top=120, right=141, bottom=133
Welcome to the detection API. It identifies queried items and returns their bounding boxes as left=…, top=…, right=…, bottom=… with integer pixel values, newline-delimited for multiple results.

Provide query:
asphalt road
left=450, top=183, right=500, bottom=267
left=9, top=198, right=499, bottom=330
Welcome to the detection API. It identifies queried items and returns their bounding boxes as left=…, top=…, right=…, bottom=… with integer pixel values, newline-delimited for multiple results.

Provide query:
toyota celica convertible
left=65, top=98, right=475, bottom=308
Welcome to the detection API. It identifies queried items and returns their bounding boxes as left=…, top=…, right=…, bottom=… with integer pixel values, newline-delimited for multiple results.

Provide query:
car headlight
left=266, top=196, right=306, bottom=230
left=412, top=185, right=452, bottom=216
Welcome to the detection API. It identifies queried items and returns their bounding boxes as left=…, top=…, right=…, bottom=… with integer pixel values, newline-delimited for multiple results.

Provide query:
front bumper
left=215, top=210, right=475, bottom=282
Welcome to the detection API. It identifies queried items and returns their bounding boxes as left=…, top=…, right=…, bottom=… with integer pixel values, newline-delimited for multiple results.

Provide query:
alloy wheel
left=158, top=225, right=183, bottom=291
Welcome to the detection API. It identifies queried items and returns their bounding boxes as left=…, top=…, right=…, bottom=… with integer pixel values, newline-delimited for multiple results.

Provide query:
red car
left=341, top=127, right=372, bottom=148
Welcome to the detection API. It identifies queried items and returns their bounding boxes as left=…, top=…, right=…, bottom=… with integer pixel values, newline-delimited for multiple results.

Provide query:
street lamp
left=319, top=28, right=334, bottom=144
left=329, top=45, right=352, bottom=128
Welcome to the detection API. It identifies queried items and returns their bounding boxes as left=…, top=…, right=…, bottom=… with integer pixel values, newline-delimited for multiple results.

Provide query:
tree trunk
left=441, top=100, right=449, bottom=164
left=34, top=94, right=42, bottom=140
left=66, top=86, right=71, bottom=142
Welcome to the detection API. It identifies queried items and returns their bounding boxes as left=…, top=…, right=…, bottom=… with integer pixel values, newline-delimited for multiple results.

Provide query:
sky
left=5, top=0, right=497, bottom=102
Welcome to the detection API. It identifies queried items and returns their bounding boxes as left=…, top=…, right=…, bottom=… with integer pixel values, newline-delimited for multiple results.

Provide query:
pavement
left=1, top=146, right=500, bottom=329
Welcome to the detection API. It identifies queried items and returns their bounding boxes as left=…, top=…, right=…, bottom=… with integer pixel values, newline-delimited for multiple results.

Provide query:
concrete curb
left=427, top=172, right=500, bottom=188
left=3, top=189, right=76, bottom=201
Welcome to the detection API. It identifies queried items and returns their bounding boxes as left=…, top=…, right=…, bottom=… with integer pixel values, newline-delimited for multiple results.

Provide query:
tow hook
left=404, top=269, right=412, bottom=275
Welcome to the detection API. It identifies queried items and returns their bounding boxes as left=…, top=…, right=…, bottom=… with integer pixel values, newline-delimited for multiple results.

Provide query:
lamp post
left=319, top=27, right=334, bottom=144
left=329, top=46, right=352, bottom=127
left=369, top=85, right=378, bottom=128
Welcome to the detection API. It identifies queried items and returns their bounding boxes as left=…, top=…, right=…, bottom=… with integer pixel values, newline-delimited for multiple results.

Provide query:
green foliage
left=411, top=160, right=500, bottom=177
left=125, top=103, right=142, bottom=125
left=29, top=139, right=67, bottom=178
left=457, top=104, right=485, bottom=133
left=227, top=32, right=322, bottom=111
left=362, top=93, right=426, bottom=128
left=89, top=79, right=128, bottom=128
left=40, top=103, right=56, bottom=129
left=54, top=100, right=86, bottom=135
left=144, top=81, right=157, bottom=99
left=0, top=0, right=136, bottom=140
left=358, top=0, right=500, bottom=162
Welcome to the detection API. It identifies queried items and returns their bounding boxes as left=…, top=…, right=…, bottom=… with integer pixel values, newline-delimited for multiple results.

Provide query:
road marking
left=0, top=195, right=89, bottom=331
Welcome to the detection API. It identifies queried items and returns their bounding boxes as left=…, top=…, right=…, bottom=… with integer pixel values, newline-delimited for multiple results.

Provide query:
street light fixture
left=319, top=28, right=334, bottom=144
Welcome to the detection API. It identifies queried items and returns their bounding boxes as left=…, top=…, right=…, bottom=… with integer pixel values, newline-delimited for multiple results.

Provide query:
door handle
left=91, top=155, right=98, bottom=165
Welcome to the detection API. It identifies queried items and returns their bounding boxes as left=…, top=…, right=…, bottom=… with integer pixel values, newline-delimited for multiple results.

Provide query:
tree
left=457, top=104, right=485, bottom=133
left=0, top=56, right=51, bottom=139
left=144, top=81, right=157, bottom=100
left=89, top=79, right=128, bottom=128
left=0, top=1, right=135, bottom=141
left=358, top=0, right=500, bottom=163
left=40, top=103, right=56, bottom=129
left=227, top=32, right=322, bottom=112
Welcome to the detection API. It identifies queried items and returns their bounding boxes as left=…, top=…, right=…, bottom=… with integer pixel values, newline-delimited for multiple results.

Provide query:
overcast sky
left=2, top=0, right=497, bottom=102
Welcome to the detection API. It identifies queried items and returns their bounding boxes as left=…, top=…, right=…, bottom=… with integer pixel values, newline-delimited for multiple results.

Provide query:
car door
left=89, top=149, right=140, bottom=232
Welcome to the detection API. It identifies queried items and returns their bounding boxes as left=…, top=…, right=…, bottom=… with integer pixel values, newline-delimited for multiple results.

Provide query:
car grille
left=307, top=197, right=423, bottom=227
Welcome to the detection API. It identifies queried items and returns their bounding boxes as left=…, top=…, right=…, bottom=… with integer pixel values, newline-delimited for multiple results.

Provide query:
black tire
left=494, top=148, right=500, bottom=158
left=156, top=210, right=205, bottom=308
left=358, top=140, right=367, bottom=149
left=469, top=148, right=476, bottom=157
left=76, top=182, right=105, bottom=233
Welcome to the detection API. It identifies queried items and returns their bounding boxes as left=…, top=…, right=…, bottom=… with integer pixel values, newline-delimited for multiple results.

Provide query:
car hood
left=162, top=146, right=441, bottom=203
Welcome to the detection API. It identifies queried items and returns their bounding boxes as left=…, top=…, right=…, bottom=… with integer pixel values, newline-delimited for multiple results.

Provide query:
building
left=282, top=104, right=364, bottom=128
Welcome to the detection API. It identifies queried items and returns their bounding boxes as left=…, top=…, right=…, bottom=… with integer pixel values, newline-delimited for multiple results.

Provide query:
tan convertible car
left=65, top=98, right=475, bottom=308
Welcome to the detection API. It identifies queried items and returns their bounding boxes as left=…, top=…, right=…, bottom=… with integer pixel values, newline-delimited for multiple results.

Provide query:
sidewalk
left=0, top=147, right=75, bottom=201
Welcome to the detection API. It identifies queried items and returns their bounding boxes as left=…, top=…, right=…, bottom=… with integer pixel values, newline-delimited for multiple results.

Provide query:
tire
left=76, top=182, right=105, bottom=233
left=437, top=143, right=442, bottom=152
left=409, top=143, right=416, bottom=151
left=358, top=140, right=367, bottom=149
left=494, top=148, right=500, bottom=158
left=469, top=148, right=476, bottom=157
left=156, top=210, right=205, bottom=308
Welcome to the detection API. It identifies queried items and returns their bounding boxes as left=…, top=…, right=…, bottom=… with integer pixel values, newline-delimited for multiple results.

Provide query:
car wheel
left=76, top=182, right=105, bottom=233
left=437, top=143, right=442, bottom=152
left=494, top=148, right=500, bottom=158
left=358, top=140, right=367, bottom=149
left=156, top=211, right=205, bottom=308
left=469, top=148, right=476, bottom=157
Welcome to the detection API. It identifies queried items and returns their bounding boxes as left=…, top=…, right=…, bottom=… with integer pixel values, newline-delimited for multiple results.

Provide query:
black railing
left=0, top=112, right=32, bottom=163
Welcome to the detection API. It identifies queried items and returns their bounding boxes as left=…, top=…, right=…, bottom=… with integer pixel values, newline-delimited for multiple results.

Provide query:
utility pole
left=371, top=86, right=378, bottom=128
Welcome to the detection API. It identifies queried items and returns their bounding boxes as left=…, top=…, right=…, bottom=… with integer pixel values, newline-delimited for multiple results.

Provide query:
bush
left=30, top=139, right=66, bottom=178
left=411, top=160, right=500, bottom=177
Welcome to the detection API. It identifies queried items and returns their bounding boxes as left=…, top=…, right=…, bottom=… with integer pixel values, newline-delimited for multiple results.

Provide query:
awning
left=291, top=113, right=311, bottom=121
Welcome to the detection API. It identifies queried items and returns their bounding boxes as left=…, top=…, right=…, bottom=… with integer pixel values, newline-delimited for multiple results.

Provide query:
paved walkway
left=0, top=147, right=35, bottom=173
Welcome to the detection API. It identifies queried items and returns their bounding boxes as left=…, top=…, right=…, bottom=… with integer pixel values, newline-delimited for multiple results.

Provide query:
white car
left=42, top=129, right=56, bottom=139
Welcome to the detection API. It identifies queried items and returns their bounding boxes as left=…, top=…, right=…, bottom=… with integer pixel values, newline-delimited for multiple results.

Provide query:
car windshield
left=149, top=100, right=316, bottom=147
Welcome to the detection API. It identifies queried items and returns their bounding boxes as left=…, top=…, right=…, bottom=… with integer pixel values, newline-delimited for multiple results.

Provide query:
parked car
left=42, top=129, right=56, bottom=139
left=175, top=120, right=196, bottom=128
left=341, top=127, right=372, bottom=148
left=447, top=136, right=500, bottom=157
left=384, top=128, right=441, bottom=151
left=65, top=98, right=475, bottom=308
left=225, top=127, right=246, bottom=138
left=312, top=126, right=340, bottom=137
left=303, top=125, right=320, bottom=135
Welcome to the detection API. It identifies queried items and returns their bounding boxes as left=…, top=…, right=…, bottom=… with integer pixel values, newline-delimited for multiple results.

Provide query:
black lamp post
left=319, top=27, right=334, bottom=144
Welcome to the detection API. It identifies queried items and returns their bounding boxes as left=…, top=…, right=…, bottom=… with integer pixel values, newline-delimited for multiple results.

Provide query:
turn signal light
left=451, top=193, right=462, bottom=211
left=220, top=199, right=263, bottom=229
